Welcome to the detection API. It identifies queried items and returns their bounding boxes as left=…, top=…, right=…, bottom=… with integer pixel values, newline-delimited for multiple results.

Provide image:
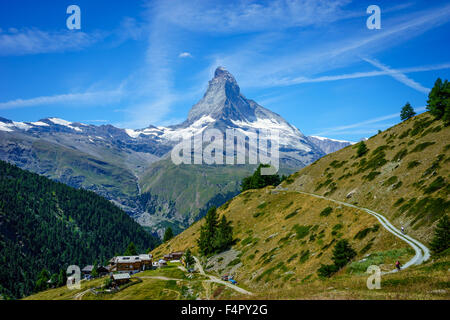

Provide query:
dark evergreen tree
left=430, top=215, right=450, bottom=255
left=317, top=239, right=356, bottom=278
left=197, top=207, right=234, bottom=256
left=91, top=261, right=99, bottom=278
left=163, top=227, right=174, bottom=242
left=427, top=78, right=450, bottom=125
left=356, top=141, right=368, bottom=157
left=332, top=239, right=357, bottom=268
left=241, top=164, right=282, bottom=191
left=49, top=273, right=58, bottom=287
left=197, top=207, right=219, bottom=256
left=183, top=249, right=195, bottom=269
left=34, top=269, right=50, bottom=292
left=57, top=269, right=66, bottom=287
left=214, top=215, right=233, bottom=252
left=124, top=242, right=138, bottom=256
left=317, top=264, right=339, bottom=278
left=400, top=102, right=416, bottom=121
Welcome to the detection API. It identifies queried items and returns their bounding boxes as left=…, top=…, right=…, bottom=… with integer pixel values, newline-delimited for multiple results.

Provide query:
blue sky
left=0, top=0, right=449, bottom=141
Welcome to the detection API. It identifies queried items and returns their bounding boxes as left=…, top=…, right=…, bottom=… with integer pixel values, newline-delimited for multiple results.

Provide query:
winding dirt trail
left=285, top=189, right=430, bottom=273
left=193, top=256, right=253, bottom=295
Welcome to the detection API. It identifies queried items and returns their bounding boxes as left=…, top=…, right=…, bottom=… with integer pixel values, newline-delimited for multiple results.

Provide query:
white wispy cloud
left=158, top=0, right=354, bottom=33
left=313, top=106, right=427, bottom=136
left=265, top=62, right=450, bottom=87
left=204, top=2, right=450, bottom=89
left=178, top=52, right=193, bottom=58
left=0, top=16, right=148, bottom=56
left=0, top=28, right=104, bottom=56
left=0, top=90, right=123, bottom=110
left=363, top=58, right=430, bottom=94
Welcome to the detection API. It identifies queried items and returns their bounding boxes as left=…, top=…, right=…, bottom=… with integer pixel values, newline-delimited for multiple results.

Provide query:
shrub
left=285, top=210, right=299, bottom=219
left=424, top=176, right=446, bottom=194
left=393, top=198, right=405, bottom=206
left=383, top=176, right=398, bottom=186
left=320, top=207, right=333, bottom=217
left=253, top=211, right=264, bottom=218
left=299, top=250, right=310, bottom=264
left=292, top=225, right=311, bottom=239
left=317, top=264, right=338, bottom=278
left=364, top=171, right=381, bottom=181
left=287, top=253, right=298, bottom=263
left=411, top=141, right=435, bottom=153
left=356, top=141, right=368, bottom=157
left=407, top=160, right=421, bottom=169
left=393, top=148, right=408, bottom=161
left=228, top=258, right=241, bottom=267
left=354, top=228, right=372, bottom=240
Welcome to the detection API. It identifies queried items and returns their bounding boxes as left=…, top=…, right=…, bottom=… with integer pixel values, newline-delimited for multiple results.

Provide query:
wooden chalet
left=163, top=251, right=184, bottom=261
left=108, top=254, right=153, bottom=274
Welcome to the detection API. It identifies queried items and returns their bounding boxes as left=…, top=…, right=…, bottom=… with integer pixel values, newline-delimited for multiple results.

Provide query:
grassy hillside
left=282, top=112, right=449, bottom=243
left=0, top=160, right=158, bottom=299
left=152, top=112, right=449, bottom=299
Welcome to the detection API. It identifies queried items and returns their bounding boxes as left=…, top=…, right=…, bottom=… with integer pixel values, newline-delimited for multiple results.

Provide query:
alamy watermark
left=66, top=265, right=81, bottom=290
left=66, top=5, right=81, bottom=30
left=367, top=5, right=381, bottom=30
left=170, top=128, right=280, bottom=175
left=366, top=265, right=381, bottom=289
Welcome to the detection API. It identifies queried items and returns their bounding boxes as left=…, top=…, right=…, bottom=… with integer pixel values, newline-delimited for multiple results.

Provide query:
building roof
left=139, top=254, right=152, bottom=261
left=82, top=265, right=94, bottom=272
left=111, top=254, right=152, bottom=264
left=115, top=256, right=141, bottom=263
left=112, top=273, right=131, bottom=280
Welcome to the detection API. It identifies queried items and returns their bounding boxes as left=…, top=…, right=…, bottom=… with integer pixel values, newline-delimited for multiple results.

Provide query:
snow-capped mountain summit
left=0, top=67, right=353, bottom=234
left=0, top=67, right=352, bottom=167
left=187, top=66, right=260, bottom=123
left=124, top=67, right=325, bottom=166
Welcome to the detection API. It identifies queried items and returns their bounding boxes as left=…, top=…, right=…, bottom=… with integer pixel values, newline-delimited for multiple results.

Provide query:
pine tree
left=91, top=261, right=99, bottom=278
left=49, top=273, right=58, bottom=287
left=183, top=249, right=195, bottom=269
left=34, top=269, right=50, bottom=292
left=356, top=141, right=368, bottom=157
left=241, top=164, right=282, bottom=191
left=124, top=242, right=138, bottom=256
left=400, top=102, right=416, bottom=121
left=214, top=215, right=233, bottom=252
left=197, top=206, right=219, bottom=256
left=57, top=269, right=66, bottom=287
left=332, top=239, right=357, bottom=268
left=430, top=215, right=450, bottom=255
left=163, top=227, right=174, bottom=242
left=427, top=78, right=450, bottom=125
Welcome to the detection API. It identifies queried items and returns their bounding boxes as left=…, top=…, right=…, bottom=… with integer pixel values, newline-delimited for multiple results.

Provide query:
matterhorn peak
left=210, top=66, right=239, bottom=92
left=214, top=66, right=233, bottom=79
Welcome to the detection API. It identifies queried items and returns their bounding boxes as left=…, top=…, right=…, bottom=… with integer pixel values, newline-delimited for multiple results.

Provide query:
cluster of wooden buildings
left=80, top=251, right=184, bottom=286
